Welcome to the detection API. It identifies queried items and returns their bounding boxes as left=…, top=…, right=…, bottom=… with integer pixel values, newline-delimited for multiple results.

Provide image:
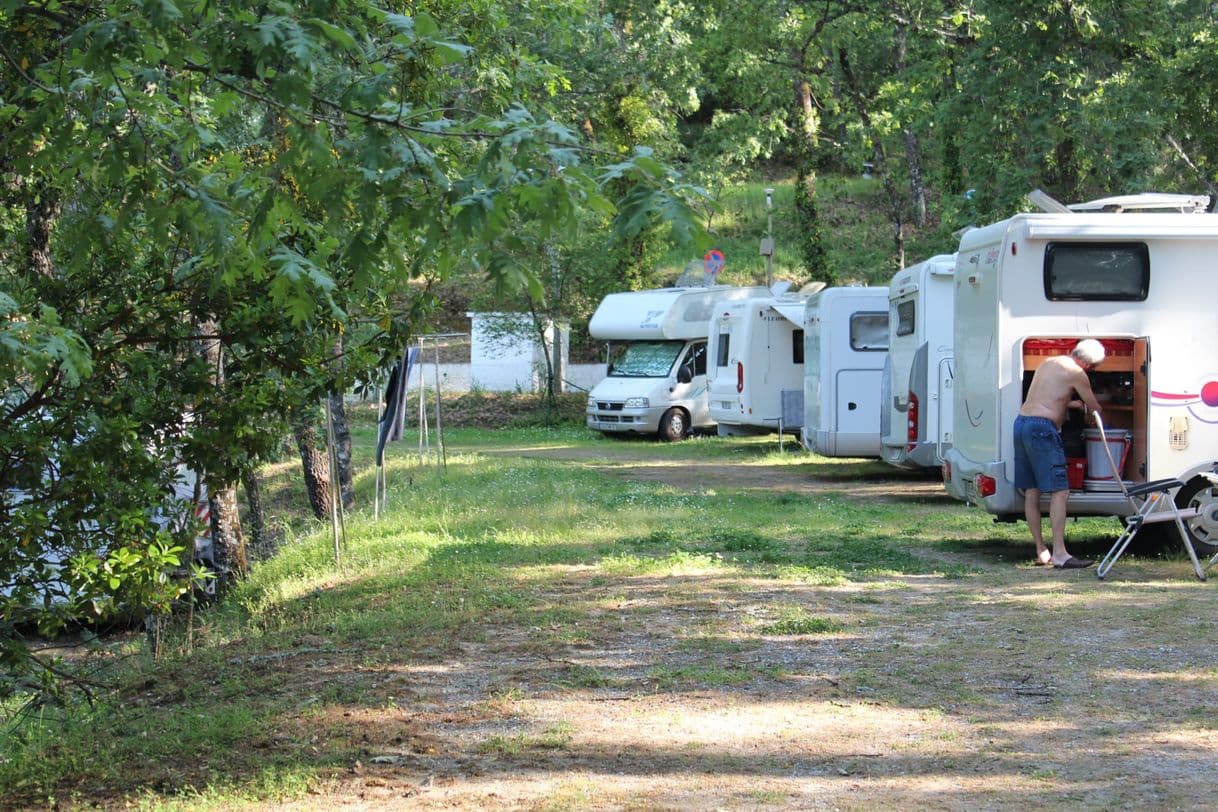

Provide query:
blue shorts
left=1013, top=415, right=1068, bottom=492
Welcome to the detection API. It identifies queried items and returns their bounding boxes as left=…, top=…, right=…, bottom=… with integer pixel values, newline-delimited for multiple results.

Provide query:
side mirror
left=677, top=364, right=693, bottom=384
left=607, top=363, right=615, bottom=374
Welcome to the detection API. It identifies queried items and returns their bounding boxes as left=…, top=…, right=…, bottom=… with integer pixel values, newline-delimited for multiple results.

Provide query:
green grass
left=0, top=427, right=1067, bottom=807
left=758, top=605, right=844, bottom=636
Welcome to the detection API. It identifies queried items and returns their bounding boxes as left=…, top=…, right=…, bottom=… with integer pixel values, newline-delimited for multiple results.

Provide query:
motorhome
left=880, top=255, right=957, bottom=469
left=801, top=286, right=890, bottom=457
left=941, top=192, right=1218, bottom=554
left=586, top=285, right=764, bottom=440
left=706, top=285, right=820, bottom=436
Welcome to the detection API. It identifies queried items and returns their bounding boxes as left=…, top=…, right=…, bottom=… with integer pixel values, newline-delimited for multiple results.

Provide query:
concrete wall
left=368, top=313, right=607, bottom=395
left=401, top=362, right=606, bottom=394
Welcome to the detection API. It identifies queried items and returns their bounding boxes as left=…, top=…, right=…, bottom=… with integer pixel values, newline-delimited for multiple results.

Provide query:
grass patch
left=647, top=665, right=754, bottom=689
left=480, top=722, right=575, bottom=754
left=758, top=605, right=844, bottom=636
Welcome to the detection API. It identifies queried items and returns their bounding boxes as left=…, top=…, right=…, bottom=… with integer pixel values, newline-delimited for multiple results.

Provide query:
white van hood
left=590, top=375, right=668, bottom=399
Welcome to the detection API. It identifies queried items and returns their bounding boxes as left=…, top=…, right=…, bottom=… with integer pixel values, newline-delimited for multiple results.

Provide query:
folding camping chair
left=1092, top=413, right=1217, bottom=580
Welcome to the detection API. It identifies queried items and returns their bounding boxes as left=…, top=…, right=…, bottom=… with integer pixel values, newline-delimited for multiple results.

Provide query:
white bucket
left=1084, top=428, right=1130, bottom=481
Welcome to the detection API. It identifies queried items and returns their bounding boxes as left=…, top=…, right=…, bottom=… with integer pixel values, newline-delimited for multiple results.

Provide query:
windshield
left=608, top=341, right=684, bottom=377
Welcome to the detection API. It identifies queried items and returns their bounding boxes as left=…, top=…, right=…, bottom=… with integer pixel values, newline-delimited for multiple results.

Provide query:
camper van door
left=673, top=340, right=711, bottom=427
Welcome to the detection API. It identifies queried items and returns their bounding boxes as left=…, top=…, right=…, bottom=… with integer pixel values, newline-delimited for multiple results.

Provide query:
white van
left=880, top=255, right=956, bottom=469
left=586, top=285, right=764, bottom=440
left=706, top=286, right=817, bottom=436
left=941, top=192, right=1218, bottom=553
left=801, top=286, right=890, bottom=457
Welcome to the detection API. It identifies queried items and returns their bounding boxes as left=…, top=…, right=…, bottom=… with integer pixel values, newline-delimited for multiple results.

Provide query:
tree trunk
left=328, top=392, right=354, bottom=509
left=792, top=66, right=830, bottom=283
left=327, top=335, right=354, bottom=510
left=198, top=319, right=247, bottom=587
left=893, top=19, right=926, bottom=228
left=293, top=406, right=332, bottom=521
left=208, top=485, right=246, bottom=588
left=795, top=164, right=832, bottom=284
left=26, top=189, right=60, bottom=278
left=242, top=469, right=270, bottom=560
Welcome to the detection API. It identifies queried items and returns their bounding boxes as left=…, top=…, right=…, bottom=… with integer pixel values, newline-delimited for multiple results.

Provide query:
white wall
left=400, top=362, right=606, bottom=394
left=566, top=363, right=608, bottom=393
left=466, top=312, right=572, bottom=392
left=364, top=313, right=595, bottom=395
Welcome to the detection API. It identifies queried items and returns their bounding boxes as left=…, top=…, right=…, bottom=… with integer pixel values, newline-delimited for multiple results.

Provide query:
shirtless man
left=1014, top=339, right=1106, bottom=568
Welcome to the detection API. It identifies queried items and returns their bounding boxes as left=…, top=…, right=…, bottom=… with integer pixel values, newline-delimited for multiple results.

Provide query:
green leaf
left=304, top=18, right=358, bottom=53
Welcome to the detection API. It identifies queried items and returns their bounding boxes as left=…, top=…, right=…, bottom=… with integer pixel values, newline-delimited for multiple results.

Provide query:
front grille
left=596, top=401, right=624, bottom=412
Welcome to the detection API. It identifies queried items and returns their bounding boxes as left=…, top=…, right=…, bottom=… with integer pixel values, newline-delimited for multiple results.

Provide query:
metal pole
left=417, top=343, right=428, bottom=465
left=432, top=336, right=446, bottom=472
left=765, top=187, right=774, bottom=289
left=374, top=369, right=384, bottom=521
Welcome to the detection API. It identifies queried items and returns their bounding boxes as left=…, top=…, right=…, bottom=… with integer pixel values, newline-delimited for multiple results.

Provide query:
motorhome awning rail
left=1024, top=222, right=1218, bottom=240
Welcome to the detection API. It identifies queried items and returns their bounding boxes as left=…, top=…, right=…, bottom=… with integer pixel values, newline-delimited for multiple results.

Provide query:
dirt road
left=290, top=440, right=1218, bottom=811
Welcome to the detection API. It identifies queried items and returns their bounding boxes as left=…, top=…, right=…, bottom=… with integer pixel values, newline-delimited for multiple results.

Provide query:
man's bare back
left=1019, top=355, right=1103, bottom=427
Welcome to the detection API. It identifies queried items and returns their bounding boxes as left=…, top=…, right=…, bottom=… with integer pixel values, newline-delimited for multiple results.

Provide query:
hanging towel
left=376, top=346, right=418, bottom=466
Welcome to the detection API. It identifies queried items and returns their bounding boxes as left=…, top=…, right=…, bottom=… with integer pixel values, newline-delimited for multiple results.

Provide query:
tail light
left=736, top=361, right=744, bottom=393
left=975, top=474, right=997, bottom=497
left=942, top=461, right=952, bottom=483
left=906, top=390, right=919, bottom=451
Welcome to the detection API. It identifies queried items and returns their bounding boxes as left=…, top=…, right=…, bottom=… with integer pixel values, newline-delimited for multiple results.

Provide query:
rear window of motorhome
left=1043, top=242, right=1149, bottom=301
left=716, top=333, right=730, bottom=367
left=895, top=300, right=915, bottom=337
left=609, top=341, right=684, bottom=377
left=792, top=330, right=804, bottom=364
left=850, top=312, right=889, bottom=351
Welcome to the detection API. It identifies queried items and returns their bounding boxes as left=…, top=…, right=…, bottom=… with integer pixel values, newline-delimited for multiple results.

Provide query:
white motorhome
left=942, top=192, right=1218, bottom=553
left=586, top=285, right=763, bottom=440
left=706, top=285, right=819, bottom=436
left=801, top=286, right=890, bottom=457
left=880, top=254, right=957, bottom=469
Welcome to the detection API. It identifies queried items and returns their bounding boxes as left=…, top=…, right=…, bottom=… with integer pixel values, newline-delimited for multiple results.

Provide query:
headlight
left=624, top=397, right=649, bottom=408
left=587, top=396, right=596, bottom=408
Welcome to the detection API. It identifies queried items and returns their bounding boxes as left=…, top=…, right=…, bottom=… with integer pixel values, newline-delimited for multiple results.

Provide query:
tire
left=658, top=408, right=689, bottom=442
left=1174, top=476, right=1218, bottom=557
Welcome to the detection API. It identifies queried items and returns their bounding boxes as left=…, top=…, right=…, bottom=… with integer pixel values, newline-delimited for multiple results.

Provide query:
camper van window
left=850, top=312, right=890, bottom=351
left=792, top=329, right=804, bottom=364
left=895, top=300, right=915, bottom=337
left=689, top=342, right=708, bottom=376
left=608, top=341, right=685, bottom=377
left=1043, top=242, right=1149, bottom=301
left=716, top=333, right=730, bottom=367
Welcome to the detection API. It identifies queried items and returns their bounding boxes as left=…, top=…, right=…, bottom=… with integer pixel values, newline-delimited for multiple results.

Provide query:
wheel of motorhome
left=659, top=408, right=689, bottom=442
left=1175, top=477, right=1218, bottom=556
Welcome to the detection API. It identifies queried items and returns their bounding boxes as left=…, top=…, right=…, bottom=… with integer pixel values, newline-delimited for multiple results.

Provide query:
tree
left=0, top=0, right=705, bottom=699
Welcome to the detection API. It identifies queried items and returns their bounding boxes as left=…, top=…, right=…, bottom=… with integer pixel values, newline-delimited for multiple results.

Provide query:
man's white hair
left=1073, top=338, right=1106, bottom=366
